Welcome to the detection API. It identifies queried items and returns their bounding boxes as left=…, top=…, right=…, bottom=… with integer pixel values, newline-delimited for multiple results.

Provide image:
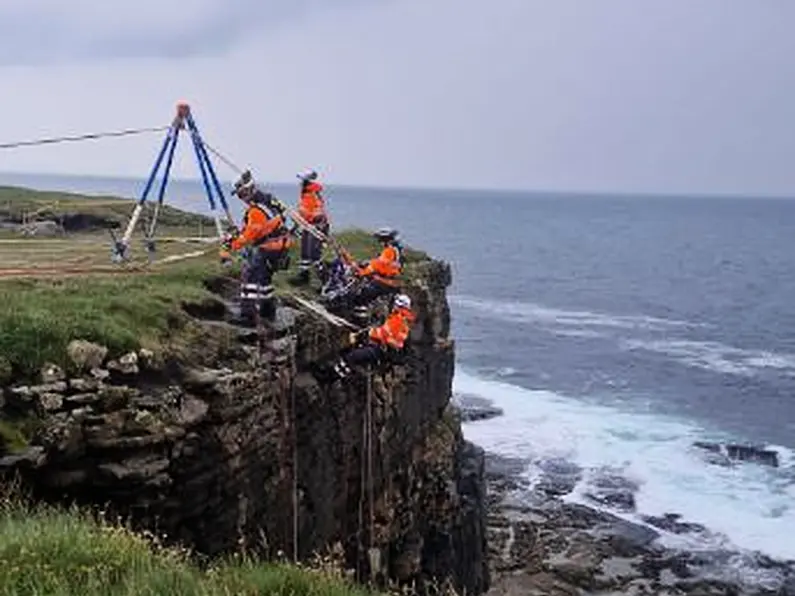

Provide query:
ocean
left=2, top=171, right=793, bottom=566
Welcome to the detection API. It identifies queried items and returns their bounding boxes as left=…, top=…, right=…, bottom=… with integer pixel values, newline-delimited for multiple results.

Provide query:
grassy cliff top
left=0, top=186, right=432, bottom=382
left=0, top=185, right=214, bottom=233
left=0, top=496, right=369, bottom=596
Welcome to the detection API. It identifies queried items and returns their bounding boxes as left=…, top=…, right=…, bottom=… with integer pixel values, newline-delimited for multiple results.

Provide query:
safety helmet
left=373, top=227, right=398, bottom=241
left=297, top=169, right=318, bottom=182
left=394, top=294, right=411, bottom=310
left=232, top=170, right=255, bottom=197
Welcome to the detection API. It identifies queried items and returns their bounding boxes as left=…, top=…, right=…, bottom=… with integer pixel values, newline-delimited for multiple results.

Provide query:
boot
left=353, top=305, right=370, bottom=326
left=288, top=269, right=310, bottom=286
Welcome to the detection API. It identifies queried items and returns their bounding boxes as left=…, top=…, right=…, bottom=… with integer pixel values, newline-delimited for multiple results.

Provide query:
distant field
left=0, top=185, right=220, bottom=276
left=0, top=234, right=217, bottom=275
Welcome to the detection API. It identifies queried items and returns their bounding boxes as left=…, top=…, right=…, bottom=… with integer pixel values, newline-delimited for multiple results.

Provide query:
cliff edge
left=0, top=236, right=488, bottom=594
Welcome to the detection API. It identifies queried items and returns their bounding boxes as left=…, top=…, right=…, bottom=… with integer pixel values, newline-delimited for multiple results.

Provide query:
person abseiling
left=289, top=169, right=329, bottom=286
left=225, top=170, right=292, bottom=327
left=347, top=227, right=404, bottom=323
left=331, top=293, right=415, bottom=381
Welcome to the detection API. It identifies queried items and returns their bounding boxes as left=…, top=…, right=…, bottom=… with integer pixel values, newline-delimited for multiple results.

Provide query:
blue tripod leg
left=187, top=114, right=237, bottom=232
left=114, top=125, right=176, bottom=262
left=144, top=127, right=180, bottom=261
left=188, top=118, right=223, bottom=239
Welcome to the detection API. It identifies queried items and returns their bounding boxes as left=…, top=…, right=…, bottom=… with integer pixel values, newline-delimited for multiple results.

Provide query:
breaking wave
left=454, top=367, right=795, bottom=562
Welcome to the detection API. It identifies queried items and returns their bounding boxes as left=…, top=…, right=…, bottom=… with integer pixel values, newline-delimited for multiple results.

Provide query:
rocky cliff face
left=0, top=259, right=488, bottom=595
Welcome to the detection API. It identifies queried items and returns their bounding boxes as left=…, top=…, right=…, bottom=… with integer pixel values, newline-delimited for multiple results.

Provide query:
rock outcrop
left=0, top=259, right=488, bottom=595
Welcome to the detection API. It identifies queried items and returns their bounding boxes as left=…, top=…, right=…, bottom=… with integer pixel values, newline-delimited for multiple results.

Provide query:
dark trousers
left=239, top=248, right=283, bottom=325
left=350, top=279, right=399, bottom=323
left=333, top=343, right=384, bottom=380
left=298, top=218, right=329, bottom=273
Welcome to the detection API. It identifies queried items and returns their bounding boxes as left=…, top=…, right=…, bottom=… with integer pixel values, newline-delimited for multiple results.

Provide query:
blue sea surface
left=2, top=170, right=793, bottom=565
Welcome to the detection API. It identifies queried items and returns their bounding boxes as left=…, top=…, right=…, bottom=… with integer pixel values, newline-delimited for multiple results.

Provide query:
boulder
left=107, top=352, right=139, bottom=376
left=40, top=363, right=65, bottom=383
left=67, top=340, right=108, bottom=371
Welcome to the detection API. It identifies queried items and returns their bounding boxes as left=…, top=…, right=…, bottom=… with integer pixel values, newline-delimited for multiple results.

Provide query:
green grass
left=0, top=185, right=214, bottom=231
left=0, top=263, right=217, bottom=380
left=0, top=179, right=434, bottom=385
left=0, top=229, right=431, bottom=382
left=0, top=497, right=371, bottom=596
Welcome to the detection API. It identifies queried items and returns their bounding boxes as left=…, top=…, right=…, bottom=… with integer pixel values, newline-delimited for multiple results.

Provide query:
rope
left=291, top=374, right=299, bottom=563
left=0, top=125, right=169, bottom=149
left=367, top=367, right=375, bottom=567
left=201, top=141, right=245, bottom=175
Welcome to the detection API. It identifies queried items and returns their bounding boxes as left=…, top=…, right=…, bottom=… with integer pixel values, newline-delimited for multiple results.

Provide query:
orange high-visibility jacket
left=369, top=307, right=415, bottom=349
left=359, top=244, right=402, bottom=285
left=298, top=181, right=326, bottom=222
left=231, top=205, right=291, bottom=252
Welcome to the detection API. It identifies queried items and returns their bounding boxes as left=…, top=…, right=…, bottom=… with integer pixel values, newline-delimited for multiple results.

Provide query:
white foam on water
left=450, top=295, right=795, bottom=379
left=450, top=295, right=706, bottom=332
left=454, top=368, right=795, bottom=562
left=622, top=338, right=795, bottom=378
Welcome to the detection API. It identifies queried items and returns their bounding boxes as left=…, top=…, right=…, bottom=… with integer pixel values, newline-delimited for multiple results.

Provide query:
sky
left=0, top=0, right=794, bottom=196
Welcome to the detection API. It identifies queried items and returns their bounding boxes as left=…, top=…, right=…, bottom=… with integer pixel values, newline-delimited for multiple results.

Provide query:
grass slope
left=0, top=497, right=370, bottom=596
left=0, top=187, right=430, bottom=382
left=0, top=185, right=213, bottom=231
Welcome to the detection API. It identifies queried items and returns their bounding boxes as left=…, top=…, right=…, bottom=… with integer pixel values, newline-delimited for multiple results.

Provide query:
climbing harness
left=112, top=102, right=237, bottom=263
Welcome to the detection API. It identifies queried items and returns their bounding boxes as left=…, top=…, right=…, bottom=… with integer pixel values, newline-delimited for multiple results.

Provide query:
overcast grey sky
left=0, top=0, right=793, bottom=195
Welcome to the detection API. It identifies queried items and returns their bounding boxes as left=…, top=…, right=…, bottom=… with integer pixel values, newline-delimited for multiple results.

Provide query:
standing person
left=289, top=169, right=330, bottom=286
left=226, top=170, right=292, bottom=327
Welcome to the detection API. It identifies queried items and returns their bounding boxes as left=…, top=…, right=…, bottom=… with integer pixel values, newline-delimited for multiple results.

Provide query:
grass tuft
left=0, top=496, right=373, bottom=596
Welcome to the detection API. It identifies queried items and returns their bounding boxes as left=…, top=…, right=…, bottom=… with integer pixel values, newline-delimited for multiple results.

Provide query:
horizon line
left=0, top=169, right=793, bottom=201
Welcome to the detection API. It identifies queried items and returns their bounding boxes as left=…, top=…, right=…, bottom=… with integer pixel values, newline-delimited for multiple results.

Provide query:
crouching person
left=332, top=293, right=415, bottom=381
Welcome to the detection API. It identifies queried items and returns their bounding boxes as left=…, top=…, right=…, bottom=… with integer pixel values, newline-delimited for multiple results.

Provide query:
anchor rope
left=0, top=125, right=169, bottom=149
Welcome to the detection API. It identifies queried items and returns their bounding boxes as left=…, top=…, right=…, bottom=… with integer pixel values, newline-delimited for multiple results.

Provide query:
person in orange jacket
left=289, top=169, right=330, bottom=286
left=226, top=170, right=292, bottom=327
left=345, top=227, right=404, bottom=324
left=331, top=293, right=415, bottom=381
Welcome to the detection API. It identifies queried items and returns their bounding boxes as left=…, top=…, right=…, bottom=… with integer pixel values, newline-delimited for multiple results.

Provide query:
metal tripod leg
left=113, top=125, right=177, bottom=262
left=143, top=124, right=180, bottom=262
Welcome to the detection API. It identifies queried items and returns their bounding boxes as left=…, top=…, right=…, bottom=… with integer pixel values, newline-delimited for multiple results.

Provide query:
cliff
left=0, top=243, right=488, bottom=594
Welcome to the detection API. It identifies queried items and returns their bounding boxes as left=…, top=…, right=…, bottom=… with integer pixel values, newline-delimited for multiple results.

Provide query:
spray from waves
left=451, top=295, right=795, bottom=378
left=454, top=368, right=795, bottom=562
left=622, top=338, right=795, bottom=378
left=450, top=295, right=707, bottom=332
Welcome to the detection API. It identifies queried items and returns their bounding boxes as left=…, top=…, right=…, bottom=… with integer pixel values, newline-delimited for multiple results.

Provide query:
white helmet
left=394, top=294, right=411, bottom=309
left=297, top=169, right=318, bottom=182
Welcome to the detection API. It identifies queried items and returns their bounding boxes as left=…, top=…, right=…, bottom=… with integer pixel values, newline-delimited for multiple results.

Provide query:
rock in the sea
left=693, top=441, right=779, bottom=468
left=536, top=457, right=582, bottom=497
left=454, top=393, right=504, bottom=422
left=642, top=513, right=708, bottom=536
left=583, top=467, right=639, bottom=512
left=67, top=340, right=108, bottom=372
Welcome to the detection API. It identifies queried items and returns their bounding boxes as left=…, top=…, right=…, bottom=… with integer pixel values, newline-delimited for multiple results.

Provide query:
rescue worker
left=225, top=170, right=292, bottom=327
left=346, top=227, right=404, bottom=324
left=289, top=169, right=330, bottom=286
left=331, top=293, right=415, bottom=381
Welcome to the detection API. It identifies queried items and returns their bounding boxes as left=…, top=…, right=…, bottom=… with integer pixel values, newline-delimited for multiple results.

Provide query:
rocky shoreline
left=453, top=394, right=795, bottom=596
